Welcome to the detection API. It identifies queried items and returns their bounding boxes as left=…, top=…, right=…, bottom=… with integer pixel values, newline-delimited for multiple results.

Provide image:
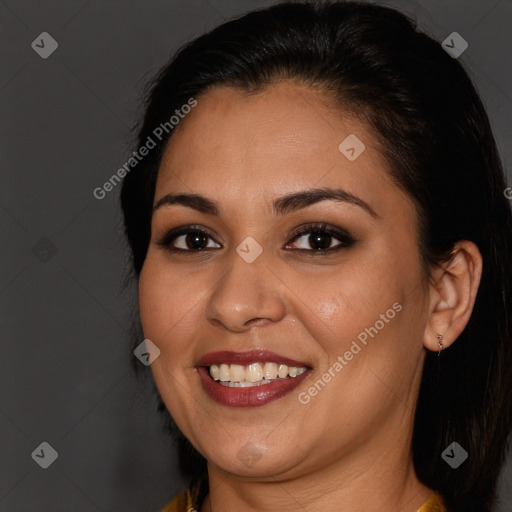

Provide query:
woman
left=120, top=2, right=512, bottom=511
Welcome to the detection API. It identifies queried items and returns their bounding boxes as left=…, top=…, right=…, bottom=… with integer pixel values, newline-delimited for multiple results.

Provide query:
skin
left=138, top=82, right=482, bottom=512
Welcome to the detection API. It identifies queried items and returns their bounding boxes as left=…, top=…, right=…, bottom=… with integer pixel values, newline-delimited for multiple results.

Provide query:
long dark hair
left=120, top=2, right=512, bottom=510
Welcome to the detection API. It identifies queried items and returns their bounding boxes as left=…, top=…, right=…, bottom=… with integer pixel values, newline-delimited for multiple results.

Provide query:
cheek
left=292, top=260, right=402, bottom=350
left=138, top=256, right=195, bottom=350
left=292, top=246, right=424, bottom=391
left=137, top=257, right=201, bottom=423
left=138, top=260, right=167, bottom=336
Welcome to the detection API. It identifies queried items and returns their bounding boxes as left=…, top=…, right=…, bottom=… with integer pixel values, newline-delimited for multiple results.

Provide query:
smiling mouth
left=208, top=362, right=308, bottom=387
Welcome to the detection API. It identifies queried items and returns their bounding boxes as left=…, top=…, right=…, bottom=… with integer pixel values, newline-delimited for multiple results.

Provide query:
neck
left=201, top=436, right=433, bottom=512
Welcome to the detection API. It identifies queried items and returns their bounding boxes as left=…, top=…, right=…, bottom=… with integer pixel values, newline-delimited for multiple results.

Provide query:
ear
left=424, top=240, right=483, bottom=352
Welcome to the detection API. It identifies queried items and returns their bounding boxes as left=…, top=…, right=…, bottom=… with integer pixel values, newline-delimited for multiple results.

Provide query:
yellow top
left=161, top=478, right=447, bottom=512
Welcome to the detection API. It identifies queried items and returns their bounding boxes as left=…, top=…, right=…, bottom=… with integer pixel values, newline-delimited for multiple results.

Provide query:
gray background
left=1, top=0, right=511, bottom=511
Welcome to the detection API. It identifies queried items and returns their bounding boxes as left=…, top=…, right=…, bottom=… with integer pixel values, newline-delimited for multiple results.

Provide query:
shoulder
left=160, top=488, right=189, bottom=512
left=160, top=477, right=207, bottom=512
left=416, top=492, right=447, bottom=512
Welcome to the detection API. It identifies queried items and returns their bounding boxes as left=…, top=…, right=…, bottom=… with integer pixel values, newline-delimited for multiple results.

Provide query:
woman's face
left=139, top=82, right=431, bottom=479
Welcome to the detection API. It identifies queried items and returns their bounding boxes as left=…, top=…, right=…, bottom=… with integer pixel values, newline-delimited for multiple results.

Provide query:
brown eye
left=285, top=223, right=356, bottom=253
left=156, top=225, right=221, bottom=252
left=177, top=231, right=212, bottom=250
left=292, top=231, right=337, bottom=250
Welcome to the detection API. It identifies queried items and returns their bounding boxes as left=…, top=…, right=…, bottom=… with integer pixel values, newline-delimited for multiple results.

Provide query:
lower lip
left=197, top=366, right=311, bottom=407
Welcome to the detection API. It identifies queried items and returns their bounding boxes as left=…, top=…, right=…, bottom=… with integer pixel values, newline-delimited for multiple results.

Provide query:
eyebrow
left=152, top=187, right=378, bottom=218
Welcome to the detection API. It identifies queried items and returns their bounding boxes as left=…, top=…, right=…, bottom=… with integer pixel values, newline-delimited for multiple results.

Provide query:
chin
left=204, top=442, right=300, bottom=478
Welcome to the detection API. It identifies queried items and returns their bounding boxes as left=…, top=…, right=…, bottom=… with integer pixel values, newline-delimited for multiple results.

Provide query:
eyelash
left=155, top=223, right=356, bottom=255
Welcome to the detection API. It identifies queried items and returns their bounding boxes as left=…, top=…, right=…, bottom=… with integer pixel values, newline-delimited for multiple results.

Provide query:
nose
left=204, top=250, right=287, bottom=333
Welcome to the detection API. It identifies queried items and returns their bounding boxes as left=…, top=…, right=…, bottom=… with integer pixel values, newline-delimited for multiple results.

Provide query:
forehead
left=154, top=82, right=407, bottom=218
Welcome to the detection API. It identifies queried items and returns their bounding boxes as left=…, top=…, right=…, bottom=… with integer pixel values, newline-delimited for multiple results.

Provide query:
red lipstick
left=196, top=349, right=311, bottom=407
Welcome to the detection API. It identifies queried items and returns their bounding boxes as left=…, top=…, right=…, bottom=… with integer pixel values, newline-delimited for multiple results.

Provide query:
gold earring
left=436, top=334, right=444, bottom=356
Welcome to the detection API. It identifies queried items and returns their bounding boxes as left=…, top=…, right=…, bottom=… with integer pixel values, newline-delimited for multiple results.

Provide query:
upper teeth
left=209, top=362, right=307, bottom=387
